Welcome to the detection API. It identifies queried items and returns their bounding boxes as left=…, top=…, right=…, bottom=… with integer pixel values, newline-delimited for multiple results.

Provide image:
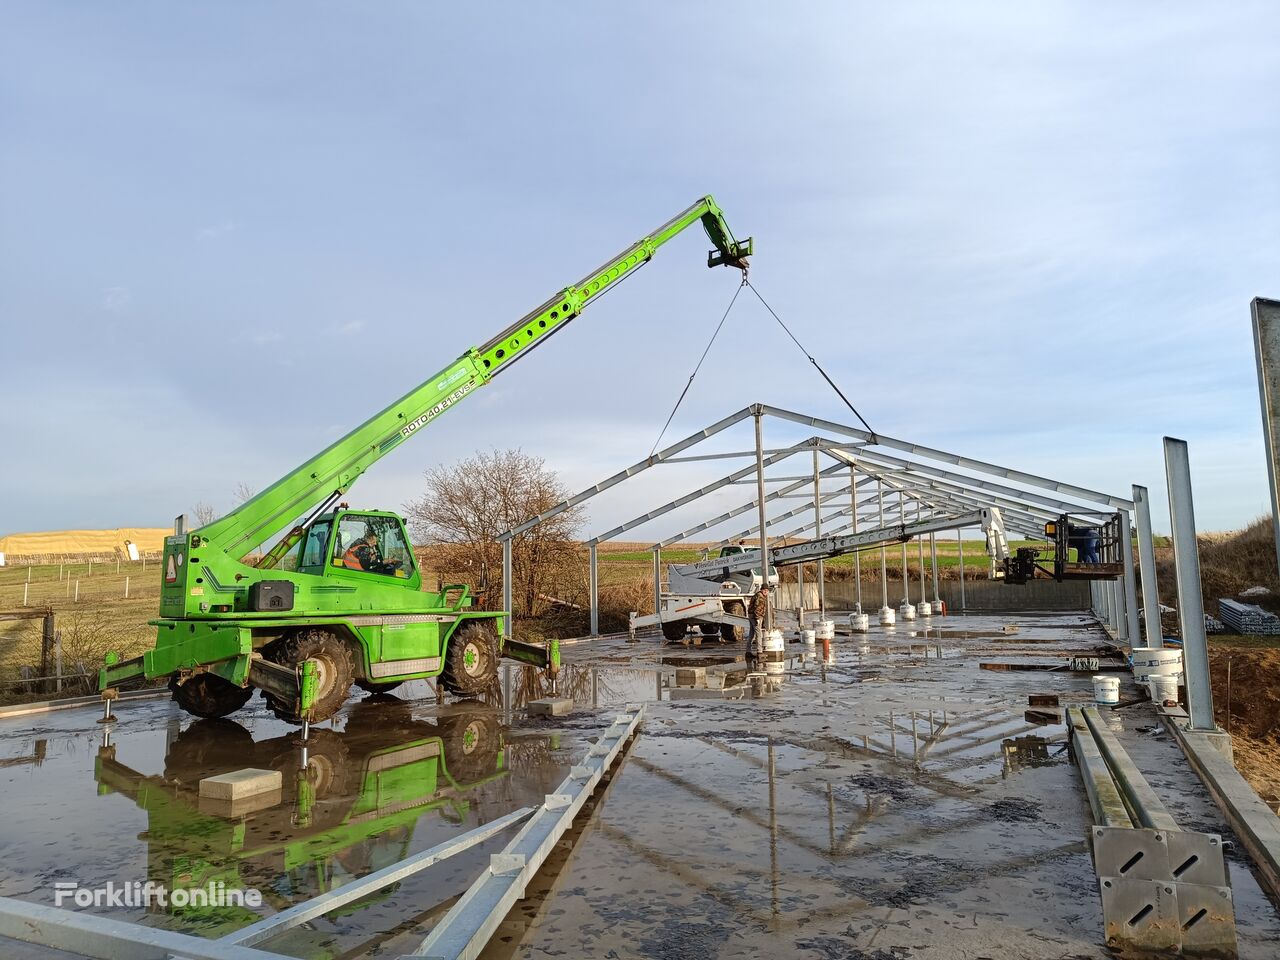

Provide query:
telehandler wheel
left=661, top=620, right=687, bottom=643
left=354, top=678, right=404, bottom=694
left=170, top=673, right=254, bottom=720
left=440, top=622, right=498, bottom=697
left=264, top=628, right=354, bottom=724
left=439, top=707, right=502, bottom=783
left=720, top=601, right=746, bottom=643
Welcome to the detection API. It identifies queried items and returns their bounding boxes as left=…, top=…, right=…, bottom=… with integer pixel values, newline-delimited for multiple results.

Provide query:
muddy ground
left=1, top=611, right=1278, bottom=958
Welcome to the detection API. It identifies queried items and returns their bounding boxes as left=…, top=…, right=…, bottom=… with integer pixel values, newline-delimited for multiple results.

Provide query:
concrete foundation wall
left=776, top=577, right=1090, bottom=612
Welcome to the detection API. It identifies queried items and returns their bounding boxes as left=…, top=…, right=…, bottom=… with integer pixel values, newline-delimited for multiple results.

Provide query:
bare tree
left=403, top=449, right=585, bottom=617
left=232, top=482, right=257, bottom=504
left=191, top=501, right=218, bottom=526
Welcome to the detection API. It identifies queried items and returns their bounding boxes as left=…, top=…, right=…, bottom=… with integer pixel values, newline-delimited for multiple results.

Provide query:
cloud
left=196, top=220, right=236, bottom=240
left=328, top=320, right=365, bottom=335
left=101, top=286, right=131, bottom=313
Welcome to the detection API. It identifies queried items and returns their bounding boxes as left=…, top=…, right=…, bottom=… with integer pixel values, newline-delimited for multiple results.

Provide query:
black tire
left=171, top=673, right=253, bottom=720
left=354, top=678, right=404, bottom=694
left=699, top=623, right=719, bottom=636
left=721, top=601, right=746, bottom=643
left=661, top=620, right=687, bottom=642
left=439, top=708, right=502, bottom=784
left=264, top=628, right=354, bottom=724
left=440, top=622, right=498, bottom=696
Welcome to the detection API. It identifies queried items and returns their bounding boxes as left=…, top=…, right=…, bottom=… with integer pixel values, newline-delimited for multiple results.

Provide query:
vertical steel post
left=1119, top=508, right=1140, bottom=646
left=878, top=481, right=889, bottom=613
left=929, top=532, right=940, bottom=604
left=813, top=449, right=825, bottom=617
left=652, top=548, right=662, bottom=621
left=899, top=491, right=910, bottom=604
left=916, top=503, right=927, bottom=606
left=1132, top=484, right=1162, bottom=645
left=588, top=543, right=599, bottom=637
left=1164, top=437, right=1215, bottom=730
left=850, top=465, right=862, bottom=614
left=502, top=538, right=513, bottom=639
left=797, top=553, right=805, bottom=625
left=754, top=410, right=772, bottom=632
left=957, top=531, right=966, bottom=611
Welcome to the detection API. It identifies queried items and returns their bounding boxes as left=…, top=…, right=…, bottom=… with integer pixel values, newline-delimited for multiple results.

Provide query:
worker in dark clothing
left=344, top=529, right=403, bottom=575
left=1068, top=524, right=1101, bottom=564
left=747, top=586, right=770, bottom=644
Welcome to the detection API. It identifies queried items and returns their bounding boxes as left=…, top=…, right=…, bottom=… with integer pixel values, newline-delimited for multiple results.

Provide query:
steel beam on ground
left=1132, top=484, right=1162, bottom=645
left=406, top=707, right=643, bottom=960
left=764, top=405, right=1133, bottom=509
left=1164, top=438, right=1215, bottom=731
left=225, top=808, right=534, bottom=947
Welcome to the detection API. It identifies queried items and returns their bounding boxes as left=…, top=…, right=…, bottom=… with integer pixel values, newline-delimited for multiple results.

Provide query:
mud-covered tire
left=354, top=678, right=404, bottom=694
left=721, top=601, right=746, bottom=643
left=439, top=708, right=502, bottom=784
left=264, top=628, right=354, bottom=724
left=440, top=622, right=499, bottom=696
left=170, top=673, right=253, bottom=720
left=661, top=620, right=687, bottom=642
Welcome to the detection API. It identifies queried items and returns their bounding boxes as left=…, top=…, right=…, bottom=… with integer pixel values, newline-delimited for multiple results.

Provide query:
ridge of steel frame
left=496, top=404, right=1157, bottom=645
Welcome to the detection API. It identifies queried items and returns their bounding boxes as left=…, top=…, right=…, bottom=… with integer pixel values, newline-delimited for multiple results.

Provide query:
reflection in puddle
left=1001, top=734, right=1067, bottom=778
left=89, top=699, right=565, bottom=940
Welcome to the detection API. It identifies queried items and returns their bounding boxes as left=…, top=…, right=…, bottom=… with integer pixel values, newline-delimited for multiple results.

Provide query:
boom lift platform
left=631, top=508, right=1008, bottom=641
left=100, top=197, right=752, bottom=723
left=1002, top=513, right=1125, bottom=585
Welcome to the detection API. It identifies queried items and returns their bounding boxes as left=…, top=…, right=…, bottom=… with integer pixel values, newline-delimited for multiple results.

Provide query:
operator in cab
left=344, top=527, right=403, bottom=575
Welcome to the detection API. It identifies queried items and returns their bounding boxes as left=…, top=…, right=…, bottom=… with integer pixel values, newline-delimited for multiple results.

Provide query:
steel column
left=1132, top=484, right=1162, bottom=646
left=814, top=449, right=825, bottom=617
left=878, top=481, right=889, bottom=613
left=957, top=531, right=966, bottom=611
left=589, top=543, right=599, bottom=636
left=916, top=503, right=927, bottom=606
left=502, top=538, right=513, bottom=638
left=899, top=490, right=910, bottom=604
left=754, top=410, right=772, bottom=633
left=929, top=532, right=940, bottom=604
left=1164, top=438, right=1215, bottom=731
left=1119, top=509, right=1140, bottom=647
left=652, top=548, right=661, bottom=623
left=851, top=465, right=862, bottom=613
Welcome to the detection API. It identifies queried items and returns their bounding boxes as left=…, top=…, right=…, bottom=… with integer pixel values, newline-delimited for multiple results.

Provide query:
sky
left=2, top=2, right=1278, bottom=543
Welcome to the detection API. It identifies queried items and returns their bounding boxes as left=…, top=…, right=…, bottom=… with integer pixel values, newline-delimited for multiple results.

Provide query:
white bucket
left=1093, top=675, right=1121, bottom=705
left=801, top=628, right=816, bottom=645
left=816, top=619, right=836, bottom=640
left=879, top=607, right=896, bottom=626
left=762, top=628, right=785, bottom=661
left=899, top=602, right=917, bottom=621
left=1149, top=674, right=1179, bottom=704
left=919, top=601, right=933, bottom=616
left=849, top=613, right=870, bottom=633
left=1131, top=647, right=1183, bottom=682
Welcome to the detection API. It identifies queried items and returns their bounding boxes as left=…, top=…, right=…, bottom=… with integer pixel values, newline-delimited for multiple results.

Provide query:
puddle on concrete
left=0, top=697, right=584, bottom=954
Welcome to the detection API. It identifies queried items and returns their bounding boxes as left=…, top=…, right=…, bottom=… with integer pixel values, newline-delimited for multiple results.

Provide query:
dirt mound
left=0, top=527, right=168, bottom=560
left=1155, top=517, right=1280, bottom=617
left=1209, top=646, right=1280, bottom=803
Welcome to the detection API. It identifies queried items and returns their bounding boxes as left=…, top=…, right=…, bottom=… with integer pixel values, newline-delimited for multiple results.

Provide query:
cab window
left=334, top=515, right=413, bottom=578
left=295, top=519, right=333, bottom=575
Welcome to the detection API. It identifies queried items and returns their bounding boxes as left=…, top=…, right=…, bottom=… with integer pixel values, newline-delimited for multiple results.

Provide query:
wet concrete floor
left=1, top=611, right=1279, bottom=958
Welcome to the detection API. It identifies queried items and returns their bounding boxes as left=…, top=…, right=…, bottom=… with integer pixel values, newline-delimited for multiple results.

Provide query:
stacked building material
left=1218, top=599, right=1280, bottom=635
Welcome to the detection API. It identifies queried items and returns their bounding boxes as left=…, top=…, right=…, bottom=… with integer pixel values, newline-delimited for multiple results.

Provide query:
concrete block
left=199, top=768, right=283, bottom=802
left=198, top=788, right=282, bottom=819
left=675, top=666, right=707, bottom=688
left=529, top=698, right=575, bottom=717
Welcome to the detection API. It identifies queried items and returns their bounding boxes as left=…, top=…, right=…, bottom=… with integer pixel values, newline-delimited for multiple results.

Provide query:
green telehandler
left=100, top=197, right=752, bottom=723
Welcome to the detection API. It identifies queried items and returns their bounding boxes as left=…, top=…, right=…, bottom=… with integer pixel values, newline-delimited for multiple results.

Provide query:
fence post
left=26, top=566, right=31, bottom=583
left=88, top=560, right=92, bottom=577
left=54, top=629, right=62, bottom=694
left=22, top=582, right=28, bottom=607
left=74, top=580, right=79, bottom=603
left=124, top=576, right=130, bottom=599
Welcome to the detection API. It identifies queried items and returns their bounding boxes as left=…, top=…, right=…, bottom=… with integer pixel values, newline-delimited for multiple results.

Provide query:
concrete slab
left=198, top=767, right=282, bottom=801
left=528, top=697, right=574, bottom=717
